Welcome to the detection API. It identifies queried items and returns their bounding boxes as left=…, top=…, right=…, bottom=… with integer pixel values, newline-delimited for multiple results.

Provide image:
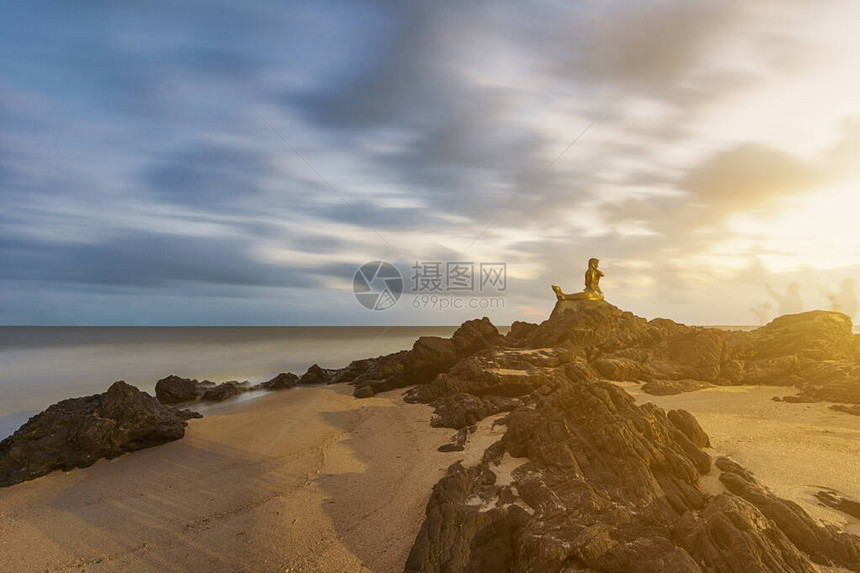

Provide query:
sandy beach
left=2, top=382, right=859, bottom=572
left=0, top=385, right=453, bottom=572
left=620, top=383, right=860, bottom=536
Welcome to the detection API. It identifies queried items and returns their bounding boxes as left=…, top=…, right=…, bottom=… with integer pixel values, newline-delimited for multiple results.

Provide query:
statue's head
left=588, top=258, right=599, bottom=269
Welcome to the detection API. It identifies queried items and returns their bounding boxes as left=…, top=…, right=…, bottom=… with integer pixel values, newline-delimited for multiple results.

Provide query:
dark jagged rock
left=409, top=336, right=457, bottom=381
left=350, top=323, right=506, bottom=398
left=253, top=372, right=298, bottom=391
left=200, top=380, right=250, bottom=402
left=437, top=426, right=474, bottom=452
left=791, top=361, right=860, bottom=404
left=505, top=320, right=538, bottom=343
left=155, top=375, right=214, bottom=404
left=668, top=409, right=711, bottom=448
left=674, top=493, right=817, bottom=573
left=773, top=395, right=818, bottom=403
left=451, top=317, right=505, bottom=357
left=831, top=404, right=860, bottom=416
left=403, top=303, right=860, bottom=572
left=718, top=458, right=860, bottom=570
left=816, top=491, right=860, bottom=520
left=0, top=381, right=194, bottom=487
left=353, top=385, right=375, bottom=398
left=642, top=378, right=711, bottom=396
left=429, top=393, right=520, bottom=429
left=298, top=364, right=337, bottom=385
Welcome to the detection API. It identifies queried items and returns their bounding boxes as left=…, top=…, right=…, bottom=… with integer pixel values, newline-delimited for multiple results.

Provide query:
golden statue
left=552, top=258, right=604, bottom=301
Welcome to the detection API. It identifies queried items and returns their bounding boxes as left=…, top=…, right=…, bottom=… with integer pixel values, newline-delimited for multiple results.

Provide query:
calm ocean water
left=0, top=326, right=469, bottom=439
left=1, top=322, right=855, bottom=440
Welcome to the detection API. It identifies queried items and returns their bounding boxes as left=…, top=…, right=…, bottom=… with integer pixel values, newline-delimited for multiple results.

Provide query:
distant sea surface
left=2, top=323, right=856, bottom=440
left=0, top=326, right=471, bottom=440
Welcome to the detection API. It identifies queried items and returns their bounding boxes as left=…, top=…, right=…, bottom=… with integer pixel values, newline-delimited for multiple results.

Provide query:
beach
left=621, top=383, right=860, bottom=536
left=0, top=385, right=453, bottom=572
left=1, top=379, right=859, bottom=571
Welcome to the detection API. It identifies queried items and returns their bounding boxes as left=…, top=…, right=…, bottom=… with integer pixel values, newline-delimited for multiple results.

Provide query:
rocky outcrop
left=505, top=320, right=538, bottom=343
left=253, top=372, right=298, bottom=391
left=0, top=381, right=197, bottom=487
left=429, top=393, right=521, bottom=429
left=831, top=404, right=860, bottom=416
left=451, top=317, right=505, bottom=357
left=155, top=375, right=214, bottom=404
left=297, top=364, right=337, bottom=385
left=642, top=378, right=711, bottom=396
left=668, top=409, right=711, bottom=448
left=402, top=301, right=860, bottom=572
left=717, top=457, right=860, bottom=570
left=346, top=321, right=502, bottom=398
left=156, top=375, right=253, bottom=404
left=201, top=380, right=250, bottom=402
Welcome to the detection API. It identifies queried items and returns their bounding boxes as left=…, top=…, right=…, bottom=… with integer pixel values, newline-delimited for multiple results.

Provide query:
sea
left=0, top=326, right=466, bottom=440
left=2, top=322, right=855, bottom=440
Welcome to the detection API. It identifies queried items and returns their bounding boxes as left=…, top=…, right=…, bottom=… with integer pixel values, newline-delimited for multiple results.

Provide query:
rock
left=341, top=318, right=507, bottom=396
left=298, top=364, right=336, bottom=385
left=718, top=459, right=860, bottom=570
left=353, top=385, right=375, bottom=399
left=668, top=409, right=711, bottom=448
left=429, top=393, right=520, bottom=429
left=792, top=361, right=860, bottom=404
left=641, top=378, right=711, bottom=396
left=254, top=372, right=298, bottom=391
left=774, top=395, right=818, bottom=403
left=200, top=381, right=249, bottom=402
left=451, top=317, right=504, bottom=357
left=505, top=321, right=538, bottom=343
left=830, top=404, right=860, bottom=416
left=155, top=375, right=212, bottom=404
left=437, top=427, right=472, bottom=452
left=409, top=336, right=457, bottom=382
left=674, top=493, right=818, bottom=573
left=0, top=381, right=194, bottom=487
left=815, top=490, right=860, bottom=520
left=404, top=310, right=860, bottom=573
left=727, top=311, right=855, bottom=362
left=593, top=355, right=644, bottom=380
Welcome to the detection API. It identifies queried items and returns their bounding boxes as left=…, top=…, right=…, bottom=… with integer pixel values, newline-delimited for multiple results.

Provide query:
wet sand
left=0, top=385, right=453, bottom=572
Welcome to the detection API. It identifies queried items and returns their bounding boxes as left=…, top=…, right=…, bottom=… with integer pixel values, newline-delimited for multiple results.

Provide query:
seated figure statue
left=552, top=258, right=604, bottom=301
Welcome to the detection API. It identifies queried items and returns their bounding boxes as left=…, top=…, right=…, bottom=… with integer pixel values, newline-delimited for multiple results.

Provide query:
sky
left=1, top=0, right=859, bottom=326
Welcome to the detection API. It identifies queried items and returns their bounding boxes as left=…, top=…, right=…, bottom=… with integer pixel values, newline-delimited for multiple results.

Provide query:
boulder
left=353, top=385, right=375, bottom=399
left=505, top=321, right=538, bottom=343
left=451, top=317, right=504, bottom=357
left=409, top=336, right=457, bottom=382
left=429, top=393, right=520, bottom=429
left=155, top=375, right=212, bottom=404
left=298, top=364, right=336, bottom=385
left=0, top=381, right=195, bottom=487
left=641, top=378, right=711, bottom=396
left=200, top=381, right=250, bottom=402
left=254, top=372, right=298, bottom=391
left=668, top=409, right=711, bottom=448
